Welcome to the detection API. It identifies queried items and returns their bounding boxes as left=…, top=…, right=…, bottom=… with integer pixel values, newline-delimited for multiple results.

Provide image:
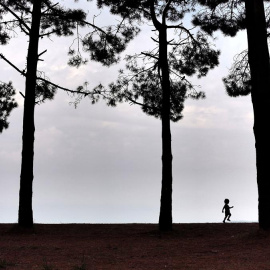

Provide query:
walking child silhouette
left=222, top=198, right=234, bottom=223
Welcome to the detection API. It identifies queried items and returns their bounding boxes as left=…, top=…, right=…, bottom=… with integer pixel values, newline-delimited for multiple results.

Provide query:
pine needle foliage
left=0, top=81, right=17, bottom=132
left=193, top=0, right=270, bottom=97
left=93, top=0, right=220, bottom=122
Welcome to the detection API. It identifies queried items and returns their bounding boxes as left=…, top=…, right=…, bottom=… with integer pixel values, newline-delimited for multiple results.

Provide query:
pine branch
left=39, top=30, right=58, bottom=37
left=15, top=2, right=32, bottom=15
left=137, top=6, right=151, bottom=17
left=162, top=0, right=173, bottom=25
left=151, top=37, right=159, bottom=43
left=167, top=24, right=199, bottom=45
left=36, top=77, right=89, bottom=96
left=0, top=19, right=20, bottom=25
left=42, top=2, right=59, bottom=15
left=80, top=20, right=107, bottom=35
left=42, top=0, right=107, bottom=35
left=0, top=52, right=90, bottom=96
left=126, top=96, right=159, bottom=111
left=141, top=52, right=159, bottom=60
left=0, top=3, right=30, bottom=34
left=0, top=53, right=26, bottom=76
left=150, top=0, right=161, bottom=30
left=114, top=16, right=126, bottom=36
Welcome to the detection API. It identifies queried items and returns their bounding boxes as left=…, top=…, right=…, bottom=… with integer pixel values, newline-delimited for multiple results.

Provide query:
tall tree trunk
left=245, top=0, right=270, bottom=230
left=18, top=0, right=42, bottom=228
left=158, top=25, right=173, bottom=231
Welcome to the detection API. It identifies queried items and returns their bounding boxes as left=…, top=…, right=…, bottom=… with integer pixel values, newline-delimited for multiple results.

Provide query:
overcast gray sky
left=0, top=0, right=257, bottom=224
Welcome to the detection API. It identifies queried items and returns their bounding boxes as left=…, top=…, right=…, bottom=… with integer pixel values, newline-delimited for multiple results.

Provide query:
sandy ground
left=0, top=223, right=269, bottom=269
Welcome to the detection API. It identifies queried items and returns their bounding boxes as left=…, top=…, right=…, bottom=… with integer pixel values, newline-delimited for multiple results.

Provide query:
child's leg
left=227, top=213, right=231, bottom=221
left=223, top=214, right=228, bottom=223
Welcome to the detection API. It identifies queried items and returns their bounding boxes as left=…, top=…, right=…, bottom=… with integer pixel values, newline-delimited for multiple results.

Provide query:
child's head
left=224, top=198, right=229, bottom=204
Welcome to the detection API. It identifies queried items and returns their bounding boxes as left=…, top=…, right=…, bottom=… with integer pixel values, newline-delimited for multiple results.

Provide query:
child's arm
left=230, top=206, right=234, bottom=209
left=222, top=206, right=225, bottom=213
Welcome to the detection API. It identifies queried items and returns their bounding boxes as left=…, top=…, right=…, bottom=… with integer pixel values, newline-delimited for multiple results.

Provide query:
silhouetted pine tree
left=0, top=0, right=137, bottom=227
left=194, top=0, right=270, bottom=230
left=93, top=0, right=220, bottom=231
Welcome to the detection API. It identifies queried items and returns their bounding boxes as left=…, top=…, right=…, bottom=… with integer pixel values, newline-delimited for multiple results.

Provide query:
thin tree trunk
left=158, top=25, right=173, bottom=231
left=18, top=0, right=42, bottom=227
left=245, top=0, right=270, bottom=230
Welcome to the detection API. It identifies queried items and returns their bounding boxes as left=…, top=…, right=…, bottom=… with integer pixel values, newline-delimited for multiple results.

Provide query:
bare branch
left=0, top=53, right=26, bottom=76
left=141, top=52, right=159, bottom=60
left=38, top=49, right=47, bottom=58
left=167, top=24, right=199, bottom=45
left=151, top=37, right=159, bottom=43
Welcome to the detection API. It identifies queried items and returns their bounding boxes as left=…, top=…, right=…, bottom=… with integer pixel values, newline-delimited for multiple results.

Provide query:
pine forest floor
left=0, top=223, right=269, bottom=269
